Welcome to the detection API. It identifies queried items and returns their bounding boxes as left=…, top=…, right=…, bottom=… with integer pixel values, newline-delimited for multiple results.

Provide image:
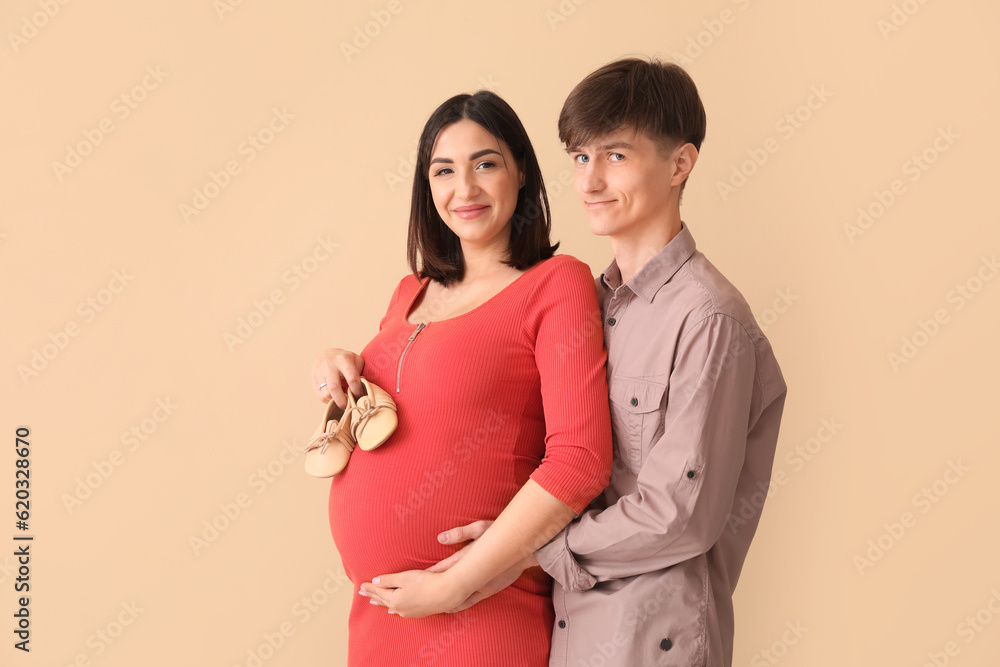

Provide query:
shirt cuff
left=535, top=527, right=597, bottom=592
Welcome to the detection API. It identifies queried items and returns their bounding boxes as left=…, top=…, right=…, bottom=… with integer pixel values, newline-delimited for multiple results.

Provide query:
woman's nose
left=456, top=169, right=480, bottom=199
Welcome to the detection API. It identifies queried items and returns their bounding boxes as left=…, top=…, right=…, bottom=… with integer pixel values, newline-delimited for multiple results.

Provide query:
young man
left=365, top=58, right=786, bottom=667
left=526, top=57, right=787, bottom=667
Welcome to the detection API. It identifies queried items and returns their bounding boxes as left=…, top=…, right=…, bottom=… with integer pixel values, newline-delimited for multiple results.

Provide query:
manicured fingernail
left=358, top=589, right=368, bottom=597
left=438, top=533, right=449, bottom=544
left=372, top=576, right=380, bottom=585
left=369, top=599, right=379, bottom=605
left=388, top=610, right=396, bottom=615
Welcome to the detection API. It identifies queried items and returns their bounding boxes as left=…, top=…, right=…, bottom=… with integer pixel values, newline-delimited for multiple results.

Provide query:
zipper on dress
left=396, top=322, right=426, bottom=393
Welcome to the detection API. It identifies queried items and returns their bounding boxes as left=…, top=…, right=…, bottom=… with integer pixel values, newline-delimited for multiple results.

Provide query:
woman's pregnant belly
left=328, top=406, right=527, bottom=585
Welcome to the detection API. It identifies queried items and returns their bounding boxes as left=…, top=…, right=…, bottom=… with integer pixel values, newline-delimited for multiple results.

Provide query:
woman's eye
left=433, top=167, right=453, bottom=177
left=610, top=153, right=625, bottom=162
left=476, top=161, right=496, bottom=170
left=574, top=154, right=590, bottom=164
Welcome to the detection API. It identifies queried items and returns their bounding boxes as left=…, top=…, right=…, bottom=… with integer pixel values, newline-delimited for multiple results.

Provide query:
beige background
left=2, top=0, right=998, bottom=665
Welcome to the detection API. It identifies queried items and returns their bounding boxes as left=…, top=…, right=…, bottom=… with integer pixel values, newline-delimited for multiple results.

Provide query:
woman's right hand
left=312, top=348, right=365, bottom=408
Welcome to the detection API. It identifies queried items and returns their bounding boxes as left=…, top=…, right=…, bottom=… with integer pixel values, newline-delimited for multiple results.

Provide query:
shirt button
left=660, top=638, right=673, bottom=651
left=687, top=470, right=696, bottom=479
left=607, top=317, right=616, bottom=326
left=630, top=397, right=638, bottom=407
left=558, top=620, right=566, bottom=629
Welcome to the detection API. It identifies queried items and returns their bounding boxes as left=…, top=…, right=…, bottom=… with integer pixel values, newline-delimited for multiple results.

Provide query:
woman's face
left=427, top=118, right=524, bottom=256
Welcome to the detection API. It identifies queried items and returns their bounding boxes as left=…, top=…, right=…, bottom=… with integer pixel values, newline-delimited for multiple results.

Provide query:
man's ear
left=670, top=143, right=699, bottom=188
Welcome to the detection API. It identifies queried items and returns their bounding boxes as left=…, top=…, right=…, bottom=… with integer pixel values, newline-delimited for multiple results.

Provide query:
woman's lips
left=454, top=205, right=489, bottom=219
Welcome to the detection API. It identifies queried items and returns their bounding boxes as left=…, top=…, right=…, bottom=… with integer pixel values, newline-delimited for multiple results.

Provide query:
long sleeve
left=525, top=258, right=613, bottom=514
left=536, top=312, right=756, bottom=590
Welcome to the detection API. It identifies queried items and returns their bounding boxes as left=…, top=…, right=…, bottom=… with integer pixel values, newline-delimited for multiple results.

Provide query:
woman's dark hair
left=407, top=91, right=557, bottom=286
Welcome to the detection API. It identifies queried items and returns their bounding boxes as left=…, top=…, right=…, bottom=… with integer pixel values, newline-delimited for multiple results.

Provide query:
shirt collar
left=600, top=222, right=697, bottom=303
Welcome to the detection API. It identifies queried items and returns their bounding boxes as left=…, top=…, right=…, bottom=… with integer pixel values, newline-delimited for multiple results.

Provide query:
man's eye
left=574, top=154, right=590, bottom=164
left=610, top=153, right=625, bottom=162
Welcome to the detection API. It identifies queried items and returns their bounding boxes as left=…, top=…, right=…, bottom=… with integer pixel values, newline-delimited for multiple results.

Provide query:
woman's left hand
left=360, top=570, right=469, bottom=618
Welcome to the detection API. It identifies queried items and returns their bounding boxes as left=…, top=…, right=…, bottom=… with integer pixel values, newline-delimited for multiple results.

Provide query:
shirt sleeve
left=536, top=312, right=756, bottom=590
left=525, top=258, right=613, bottom=514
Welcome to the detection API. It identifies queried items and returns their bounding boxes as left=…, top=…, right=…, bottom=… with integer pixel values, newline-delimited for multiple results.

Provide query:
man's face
left=568, top=128, right=678, bottom=240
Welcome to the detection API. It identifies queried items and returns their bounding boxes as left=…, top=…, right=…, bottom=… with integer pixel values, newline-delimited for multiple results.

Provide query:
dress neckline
left=402, top=257, right=555, bottom=327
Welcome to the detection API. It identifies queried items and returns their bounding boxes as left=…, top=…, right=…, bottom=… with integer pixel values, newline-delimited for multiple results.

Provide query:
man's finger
left=437, top=519, right=493, bottom=545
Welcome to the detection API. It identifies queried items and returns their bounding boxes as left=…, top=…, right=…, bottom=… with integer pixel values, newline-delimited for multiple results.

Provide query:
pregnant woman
left=312, top=91, right=611, bottom=666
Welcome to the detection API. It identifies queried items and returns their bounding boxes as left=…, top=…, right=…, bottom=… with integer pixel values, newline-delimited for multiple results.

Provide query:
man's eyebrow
left=596, top=141, right=634, bottom=151
left=430, top=148, right=503, bottom=165
left=564, top=141, right=634, bottom=153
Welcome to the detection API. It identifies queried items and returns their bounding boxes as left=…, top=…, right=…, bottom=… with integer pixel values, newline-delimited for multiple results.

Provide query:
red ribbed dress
left=328, top=254, right=613, bottom=666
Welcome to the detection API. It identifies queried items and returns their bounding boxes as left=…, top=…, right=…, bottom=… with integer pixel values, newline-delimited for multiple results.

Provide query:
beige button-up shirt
left=536, top=223, right=787, bottom=667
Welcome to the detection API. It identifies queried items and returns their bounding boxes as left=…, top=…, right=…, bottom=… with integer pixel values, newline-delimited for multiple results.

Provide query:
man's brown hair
left=559, top=57, right=706, bottom=191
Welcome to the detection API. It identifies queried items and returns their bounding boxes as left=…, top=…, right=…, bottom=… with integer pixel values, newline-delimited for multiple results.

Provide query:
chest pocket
left=608, top=376, right=667, bottom=474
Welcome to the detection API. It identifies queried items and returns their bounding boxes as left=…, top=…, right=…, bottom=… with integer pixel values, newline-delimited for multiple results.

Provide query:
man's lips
left=453, top=205, right=489, bottom=219
left=585, top=200, right=616, bottom=208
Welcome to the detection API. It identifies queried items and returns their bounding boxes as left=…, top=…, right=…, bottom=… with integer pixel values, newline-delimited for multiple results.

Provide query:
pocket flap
left=608, top=376, right=667, bottom=413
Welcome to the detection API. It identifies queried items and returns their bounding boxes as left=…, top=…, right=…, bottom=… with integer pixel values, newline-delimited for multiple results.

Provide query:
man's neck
left=610, top=214, right=683, bottom=285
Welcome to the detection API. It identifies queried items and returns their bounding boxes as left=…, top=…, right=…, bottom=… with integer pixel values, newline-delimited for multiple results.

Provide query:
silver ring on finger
left=319, top=382, right=328, bottom=390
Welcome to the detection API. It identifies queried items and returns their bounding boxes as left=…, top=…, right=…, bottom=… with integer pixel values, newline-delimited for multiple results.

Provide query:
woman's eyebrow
left=430, top=148, right=502, bottom=165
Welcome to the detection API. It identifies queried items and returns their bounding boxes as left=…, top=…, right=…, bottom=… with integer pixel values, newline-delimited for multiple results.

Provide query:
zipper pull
left=396, top=322, right=427, bottom=393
